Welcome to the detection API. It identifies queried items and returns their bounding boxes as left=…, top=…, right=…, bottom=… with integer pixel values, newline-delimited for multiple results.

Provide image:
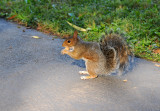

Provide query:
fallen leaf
left=7, top=15, right=17, bottom=20
left=31, top=36, right=41, bottom=39
left=37, top=25, right=42, bottom=30
left=44, top=30, right=50, bottom=34
left=153, top=49, right=160, bottom=54
left=155, top=64, right=160, bottom=67
left=66, top=21, right=87, bottom=32
left=123, top=79, right=128, bottom=82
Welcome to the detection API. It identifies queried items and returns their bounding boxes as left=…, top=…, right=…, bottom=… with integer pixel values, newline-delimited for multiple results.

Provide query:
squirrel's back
left=99, top=31, right=131, bottom=73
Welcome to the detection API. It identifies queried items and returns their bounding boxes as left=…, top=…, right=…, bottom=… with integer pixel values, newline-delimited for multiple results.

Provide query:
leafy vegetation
left=0, top=0, right=160, bottom=62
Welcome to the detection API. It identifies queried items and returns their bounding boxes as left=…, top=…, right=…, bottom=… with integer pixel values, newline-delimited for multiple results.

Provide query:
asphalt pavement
left=0, top=18, right=160, bottom=111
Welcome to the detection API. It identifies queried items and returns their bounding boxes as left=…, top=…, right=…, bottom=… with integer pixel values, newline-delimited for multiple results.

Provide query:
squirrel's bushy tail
left=99, top=31, right=132, bottom=73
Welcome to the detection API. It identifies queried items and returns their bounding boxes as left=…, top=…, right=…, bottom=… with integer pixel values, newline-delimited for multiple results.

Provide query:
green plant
left=0, top=0, right=159, bottom=62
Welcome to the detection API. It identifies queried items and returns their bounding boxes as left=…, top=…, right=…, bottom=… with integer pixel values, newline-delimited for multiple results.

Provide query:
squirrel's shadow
left=71, top=59, right=86, bottom=68
left=71, top=56, right=137, bottom=76
left=112, top=56, right=137, bottom=76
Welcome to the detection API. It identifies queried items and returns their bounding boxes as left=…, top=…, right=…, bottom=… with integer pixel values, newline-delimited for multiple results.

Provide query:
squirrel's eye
left=67, top=40, right=71, bottom=43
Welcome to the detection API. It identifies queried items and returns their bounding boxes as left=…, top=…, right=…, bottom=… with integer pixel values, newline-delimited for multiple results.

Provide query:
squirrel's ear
left=73, top=30, right=78, bottom=39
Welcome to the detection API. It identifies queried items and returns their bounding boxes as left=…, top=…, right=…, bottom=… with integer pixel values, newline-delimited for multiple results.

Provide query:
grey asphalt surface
left=0, top=18, right=160, bottom=111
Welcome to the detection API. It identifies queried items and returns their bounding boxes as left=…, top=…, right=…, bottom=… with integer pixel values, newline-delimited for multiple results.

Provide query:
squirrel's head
left=62, top=30, right=78, bottom=48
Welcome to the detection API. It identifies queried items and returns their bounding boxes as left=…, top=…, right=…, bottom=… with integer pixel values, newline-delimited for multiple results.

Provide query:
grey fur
left=99, top=33, right=132, bottom=74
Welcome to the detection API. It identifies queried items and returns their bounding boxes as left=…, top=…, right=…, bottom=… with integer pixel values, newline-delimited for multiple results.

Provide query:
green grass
left=0, top=0, right=160, bottom=62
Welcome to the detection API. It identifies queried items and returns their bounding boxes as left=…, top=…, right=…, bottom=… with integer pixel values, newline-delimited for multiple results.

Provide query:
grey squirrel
left=61, top=30, right=132, bottom=80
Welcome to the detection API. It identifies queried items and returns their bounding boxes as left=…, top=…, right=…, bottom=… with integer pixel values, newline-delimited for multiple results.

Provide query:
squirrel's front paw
left=61, top=50, right=64, bottom=55
left=79, top=71, right=89, bottom=75
left=61, top=49, right=67, bottom=55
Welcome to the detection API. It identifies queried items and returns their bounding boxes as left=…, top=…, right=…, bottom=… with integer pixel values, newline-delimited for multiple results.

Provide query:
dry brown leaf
left=7, top=15, right=17, bottom=20
left=153, top=49, right=160, bottom=54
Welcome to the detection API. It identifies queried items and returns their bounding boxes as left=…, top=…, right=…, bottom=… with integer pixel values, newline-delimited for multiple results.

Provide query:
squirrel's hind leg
left=79, top=71, right=89, bottom=75
left=80, top=75, right=98, bottom=80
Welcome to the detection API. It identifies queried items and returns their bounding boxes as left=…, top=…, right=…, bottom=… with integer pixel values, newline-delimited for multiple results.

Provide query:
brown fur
left=61, top=30, right=131, bottom=79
